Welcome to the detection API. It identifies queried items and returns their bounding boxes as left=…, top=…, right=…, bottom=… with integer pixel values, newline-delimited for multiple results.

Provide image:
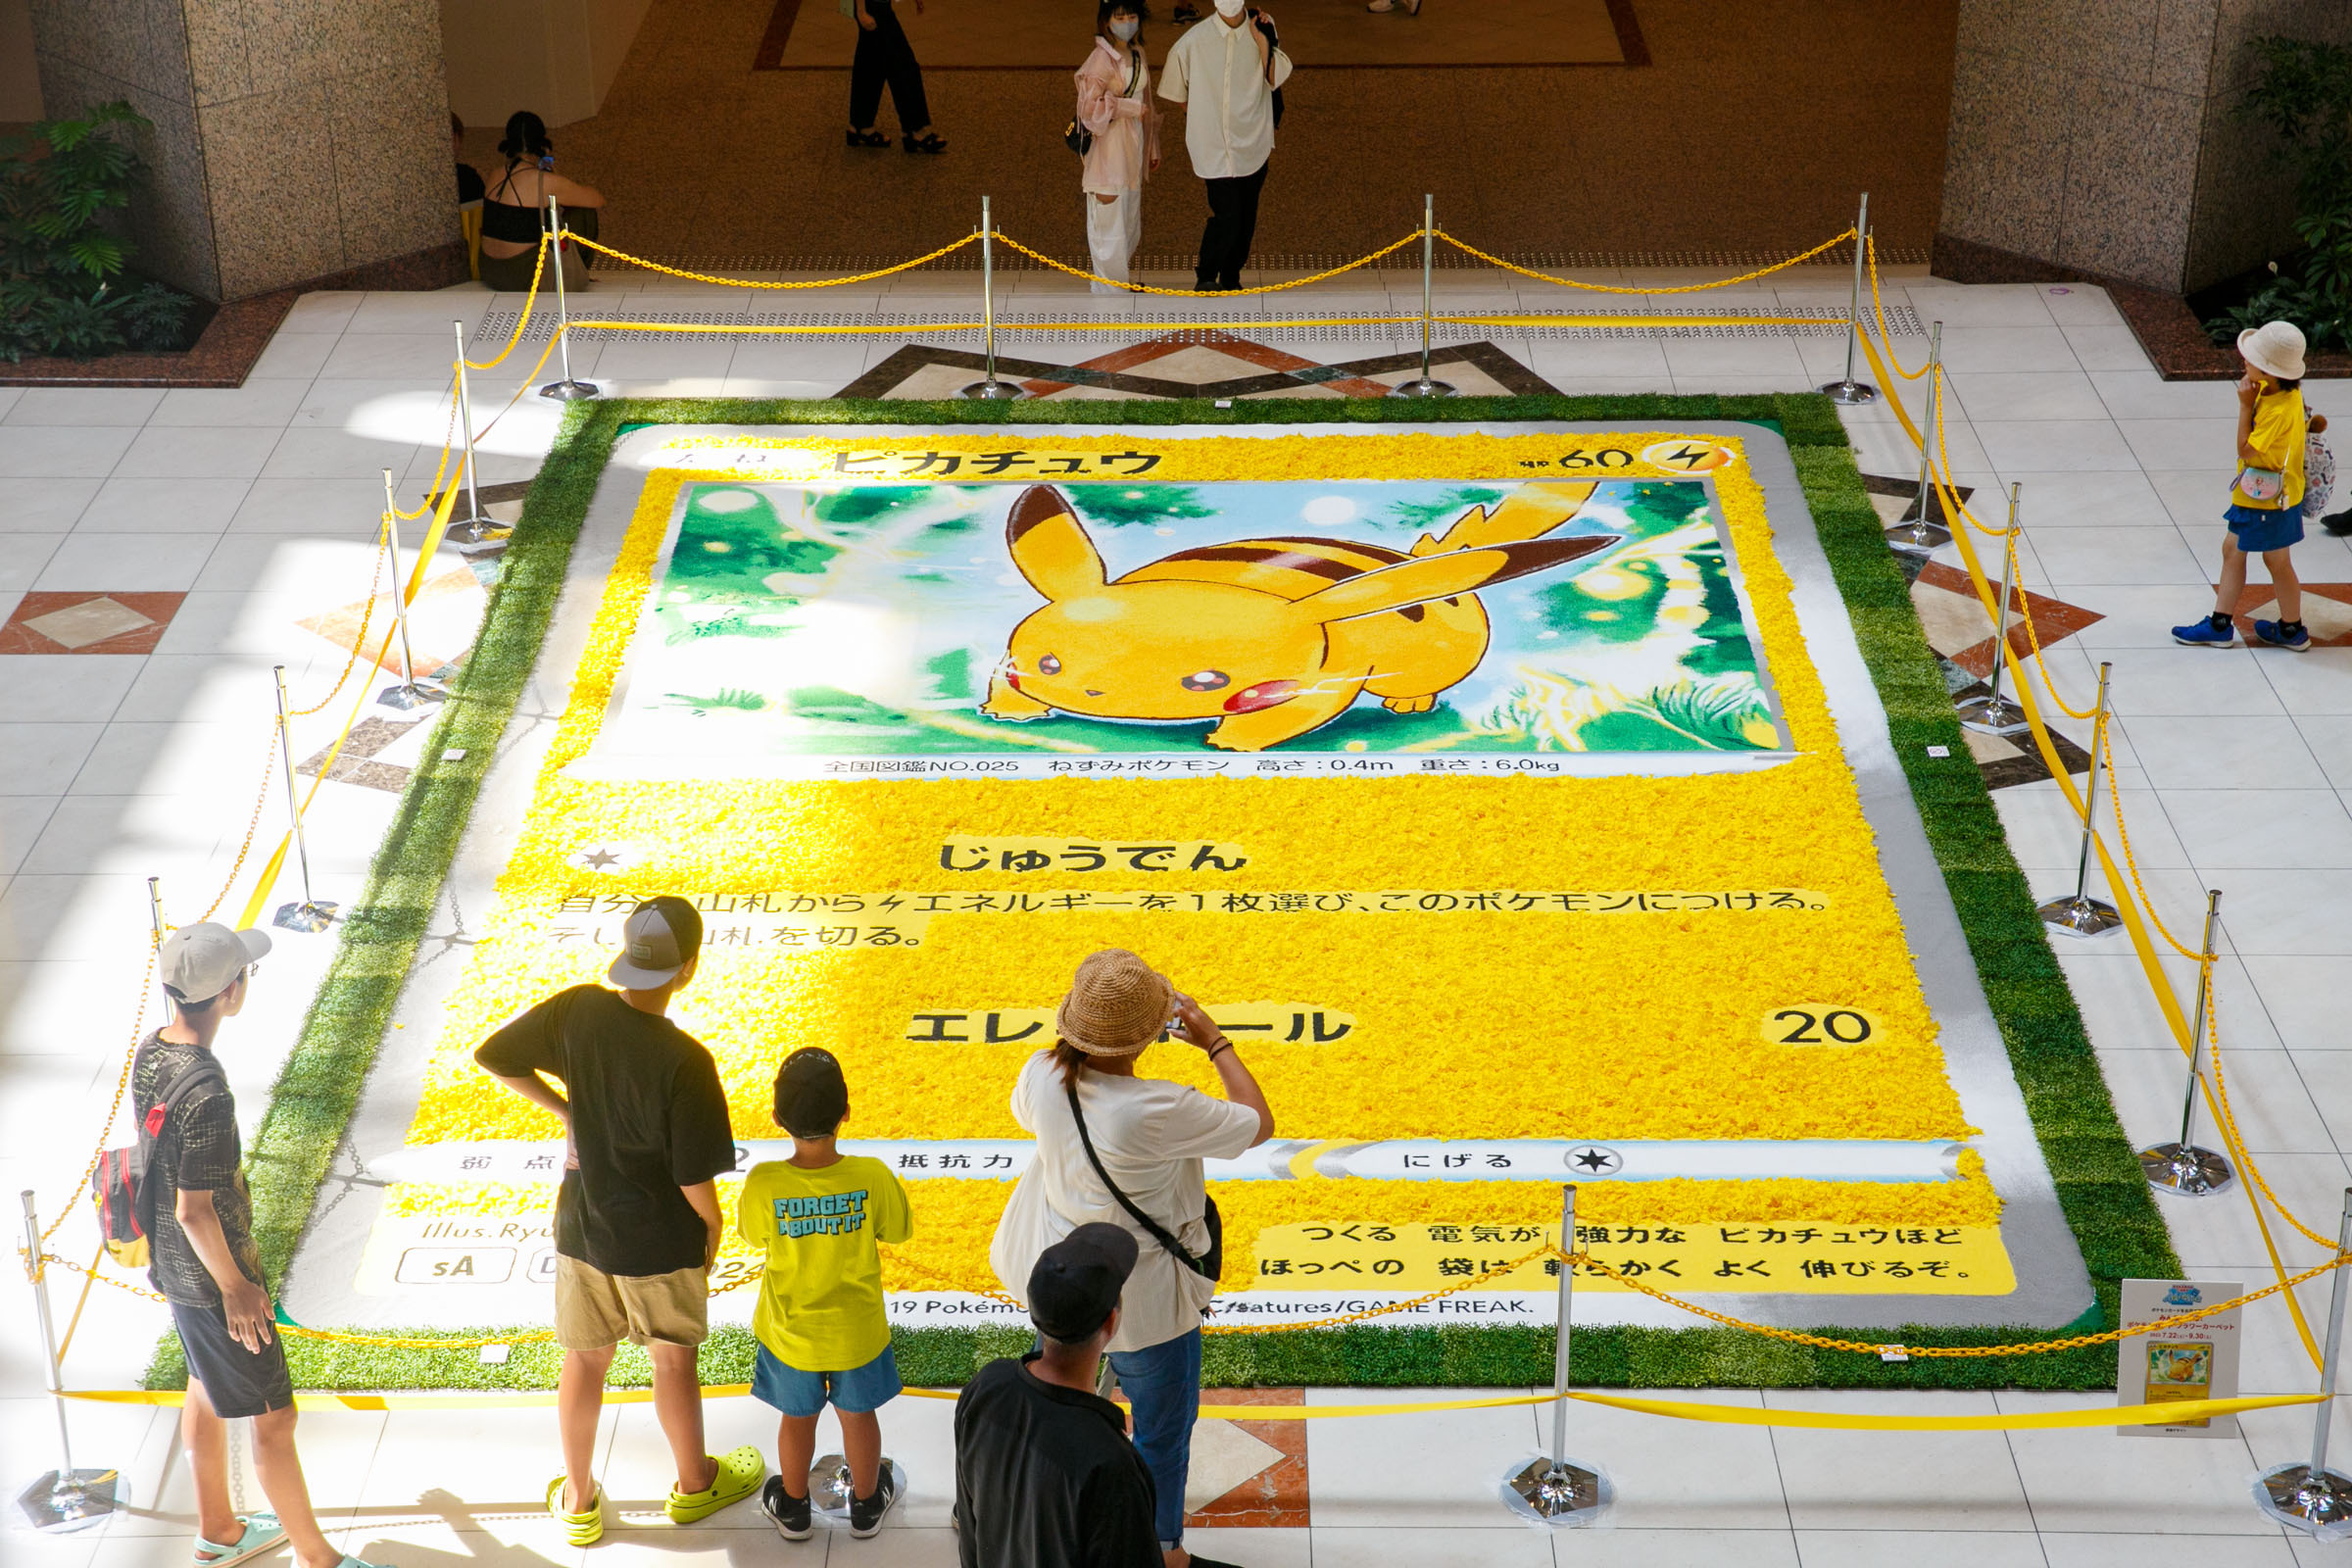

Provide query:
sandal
left=846, top=128, right=890, bottom=148
left=546, top=1475, right=605, bottom=1546
left=902, top=131, right=949, bottom=155
left=666, top=1446, right=765, bottom=1524
left=193, top=1513, right=287, bottom=1568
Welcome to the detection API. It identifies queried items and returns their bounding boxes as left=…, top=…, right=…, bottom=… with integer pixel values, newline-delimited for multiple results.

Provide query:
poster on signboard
left=2118, top=1278, right=2242, bottom=1438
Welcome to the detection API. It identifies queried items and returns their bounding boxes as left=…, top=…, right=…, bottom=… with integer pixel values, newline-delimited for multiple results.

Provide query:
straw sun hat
left=1054, top=948, right=1174, bottom=1056
left=2239, top=320, right=2307, bottom=382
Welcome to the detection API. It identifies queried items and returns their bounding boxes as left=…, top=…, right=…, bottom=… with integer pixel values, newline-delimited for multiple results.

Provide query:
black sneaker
left=848, top=1468, right=900, bottom=1539
left=760, top=1476, right=812, bottom=1542
left=2323, top=508, right=2352, bottom=537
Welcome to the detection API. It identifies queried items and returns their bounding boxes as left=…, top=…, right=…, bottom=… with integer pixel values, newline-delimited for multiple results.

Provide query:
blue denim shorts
left=2226, top=503, right=2305, bottom=553
left=751, top=1342, right=902, bottom=1417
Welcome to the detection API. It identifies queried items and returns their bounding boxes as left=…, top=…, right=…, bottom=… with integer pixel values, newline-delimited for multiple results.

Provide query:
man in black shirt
left=954, top=1224, right=1163, bottom=1568
left=138, top=922, right=389, bottom=1568
left=477, top=897, right=762, bottom=1544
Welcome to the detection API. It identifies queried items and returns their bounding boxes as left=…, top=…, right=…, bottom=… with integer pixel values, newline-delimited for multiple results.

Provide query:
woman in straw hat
left=990, top=949, right=1273, bottom=1568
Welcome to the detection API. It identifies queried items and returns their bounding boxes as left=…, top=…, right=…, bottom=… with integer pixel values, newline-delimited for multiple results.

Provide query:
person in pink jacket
left=1076, top=1, right=1161, bottom=298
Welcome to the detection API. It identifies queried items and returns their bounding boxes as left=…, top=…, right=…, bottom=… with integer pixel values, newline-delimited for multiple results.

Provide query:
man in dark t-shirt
left=477, top=896, right=761, bottom=1544
left=954, top=1225, right=1164, bottom=1568
left=138, top=922, right=388, bottom=1568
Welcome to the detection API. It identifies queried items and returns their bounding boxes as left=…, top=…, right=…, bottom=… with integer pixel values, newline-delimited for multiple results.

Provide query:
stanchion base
left=377, top=681, right=445, bottom=710
left=2256, top=1462, right=2352, bottom=1539
left=1499, top=1456, right=1610, bottom=1526
left=15, top=1468, right=122, bottom=1533
left=1884, top=520, right=1953, bottom=556
left=2036, top=894, right=2124, bottom=939
left=538, top=379, right=601, bottom=402
left=1819, top=378, right=1880, bottom=406
left=450, top=518, right=514, bottom=556
left=1392, top=378, right=1457, bottom=399
left=1955, top=693, right=2031, bottom=736
left=272, top=900, right=338, bottom=934
left=2138, top=1141, right=2234, bottom=1199
left=960, top=379, right=1026, bottom=401
left=808, top=1454, right=906, bottom=1519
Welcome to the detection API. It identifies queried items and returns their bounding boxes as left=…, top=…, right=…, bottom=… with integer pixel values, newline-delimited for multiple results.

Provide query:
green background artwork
left=599, top=477, right=1783, bottom=762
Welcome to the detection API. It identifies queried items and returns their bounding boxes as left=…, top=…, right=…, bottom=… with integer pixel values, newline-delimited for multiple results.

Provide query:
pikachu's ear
left=1297, top=534, right=1622, bottom=624
left=1004, top=485, right=1107, bottom=602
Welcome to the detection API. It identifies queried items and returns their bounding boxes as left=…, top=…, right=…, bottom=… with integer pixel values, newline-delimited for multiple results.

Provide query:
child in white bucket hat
left=2174, top=319, right=2312, bottom=650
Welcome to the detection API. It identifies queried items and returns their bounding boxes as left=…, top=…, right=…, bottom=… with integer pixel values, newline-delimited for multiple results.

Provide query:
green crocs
left=666, top=1446, right=765, bottom=1524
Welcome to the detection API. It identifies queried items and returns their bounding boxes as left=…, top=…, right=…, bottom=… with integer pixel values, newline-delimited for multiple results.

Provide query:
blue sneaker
left=2172, top=614, right=2237, bottom=647
left=2253, top=618, right=2312, bottom=651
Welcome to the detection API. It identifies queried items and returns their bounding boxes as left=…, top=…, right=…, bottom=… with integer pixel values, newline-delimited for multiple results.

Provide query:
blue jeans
left=1108, top=1327, right=1201, bottom=1547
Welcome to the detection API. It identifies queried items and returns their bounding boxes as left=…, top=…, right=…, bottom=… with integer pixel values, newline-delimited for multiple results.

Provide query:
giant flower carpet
left=281, top=416, right=2113, bottom=1363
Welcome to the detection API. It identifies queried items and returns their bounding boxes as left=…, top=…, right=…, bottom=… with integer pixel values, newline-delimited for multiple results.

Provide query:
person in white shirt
left=989, top=949, right=1275, bottom=1568
left=1157, top=0, right=1292, bottom=291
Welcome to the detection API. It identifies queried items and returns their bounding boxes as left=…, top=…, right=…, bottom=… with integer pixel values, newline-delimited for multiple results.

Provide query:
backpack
left=93, top=1053, right=227, bottom=1270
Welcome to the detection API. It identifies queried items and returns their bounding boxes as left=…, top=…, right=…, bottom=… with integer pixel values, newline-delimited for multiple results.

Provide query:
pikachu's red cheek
left=1224, top=680, right=1298, bottom=713
left=1004, top=671, right=1022, bottom=690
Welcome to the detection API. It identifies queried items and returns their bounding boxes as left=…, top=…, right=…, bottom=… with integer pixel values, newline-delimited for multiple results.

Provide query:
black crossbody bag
left=1065, top=1076, right=1223, bottom=1279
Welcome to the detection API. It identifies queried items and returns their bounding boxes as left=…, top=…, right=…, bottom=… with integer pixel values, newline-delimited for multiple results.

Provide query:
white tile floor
left=1, top=265, right=2349, bottom=1564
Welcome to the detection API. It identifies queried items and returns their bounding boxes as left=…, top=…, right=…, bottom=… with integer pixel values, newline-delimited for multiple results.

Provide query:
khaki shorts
left=554, top=1256, right=710, bottom=1350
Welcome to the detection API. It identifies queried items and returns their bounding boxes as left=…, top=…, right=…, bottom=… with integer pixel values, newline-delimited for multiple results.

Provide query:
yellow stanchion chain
left=287, top=520, right=391, bottom=717
left=192, top=730, right=282, bottom=924
left=988, top=228, right=1425, bottom=297
left=2000, top=535, right=2100, bottom=721
left=2098, top=727, right=2214, bottom=962
left=34, top=950, right=156, bottom=1250
left=393, top=384, right=465, bottom=521
left=1865, top=234, right=1928, bottom=380
left=1435, top=227, right=1855, bottom=294
left=568, top=231, right=982, bottom=288
left=1566, top=1246, right=2350, bottom=1359
left=2201, top=971, right=2340, bottom=1252
left=472, top=328, right=566, bottom=448
left=461, top=235, right=549, bottom=372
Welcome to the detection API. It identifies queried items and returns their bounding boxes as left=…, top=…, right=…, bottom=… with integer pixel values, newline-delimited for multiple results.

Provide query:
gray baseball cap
left=160, top=922, right=271, bottom=1005
left=607, top=896, right=703, bottom=989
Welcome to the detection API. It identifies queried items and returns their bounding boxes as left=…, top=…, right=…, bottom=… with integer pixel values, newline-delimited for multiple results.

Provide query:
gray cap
left=607, top=896, right=703, bottom=990
left=160, top=922, right=271, bottom=1005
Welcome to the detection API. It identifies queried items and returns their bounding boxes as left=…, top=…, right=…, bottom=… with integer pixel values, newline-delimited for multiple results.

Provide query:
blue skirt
left=2225, top=503, right=2305, bottom=553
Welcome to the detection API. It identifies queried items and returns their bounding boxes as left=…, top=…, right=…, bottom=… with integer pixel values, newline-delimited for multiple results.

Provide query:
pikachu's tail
left=1412, top=480, right=1600, bottom=558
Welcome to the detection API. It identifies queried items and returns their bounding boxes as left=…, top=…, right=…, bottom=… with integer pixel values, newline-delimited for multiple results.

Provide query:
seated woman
left=479, top=111, right=606, bottom=292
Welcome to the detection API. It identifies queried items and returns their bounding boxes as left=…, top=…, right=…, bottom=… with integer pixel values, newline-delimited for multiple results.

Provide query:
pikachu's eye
left=1180, top=669, right=1230, bottom=692
left=1038, top=654, right=1062, bottom=675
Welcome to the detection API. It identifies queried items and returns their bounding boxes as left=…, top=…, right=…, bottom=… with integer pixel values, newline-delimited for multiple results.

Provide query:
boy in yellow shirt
left=741, top=1048, right=912, bottom=1540
left=2175, top=319, right=2312, bottom=651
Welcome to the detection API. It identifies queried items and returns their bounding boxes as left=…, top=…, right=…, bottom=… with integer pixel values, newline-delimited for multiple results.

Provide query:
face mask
left=1214, top=0, right=1246, bottom=18
left=1109, top=16, right=1138, bottom=38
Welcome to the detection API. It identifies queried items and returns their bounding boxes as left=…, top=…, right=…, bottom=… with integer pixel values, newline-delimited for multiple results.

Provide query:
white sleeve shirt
left=1158, top=15, right=1292, bottom=181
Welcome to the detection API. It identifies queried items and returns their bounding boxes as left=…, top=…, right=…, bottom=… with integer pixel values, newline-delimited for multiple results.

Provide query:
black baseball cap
left=774, top=1047, right=849, bottom=1136
left=608, top=896, right=703, bottom=989
left=1028, top=1223, right=1139, bottom=1342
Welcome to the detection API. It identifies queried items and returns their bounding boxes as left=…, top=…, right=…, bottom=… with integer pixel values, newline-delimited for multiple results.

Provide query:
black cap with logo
left=607, top=896, right=703, bottom=989
left=1027, top=1223, right=1140, bottom=1343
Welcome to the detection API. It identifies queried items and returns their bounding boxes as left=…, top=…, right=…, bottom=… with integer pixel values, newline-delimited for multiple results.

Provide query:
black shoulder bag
left=1067, top=49, right=1146, bottom=156
left=1064, top=1076, right=1223, bottom=1279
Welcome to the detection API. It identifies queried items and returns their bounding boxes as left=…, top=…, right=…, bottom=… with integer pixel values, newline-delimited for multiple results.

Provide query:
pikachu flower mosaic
left=397, top=431, right=2008, bottom=1301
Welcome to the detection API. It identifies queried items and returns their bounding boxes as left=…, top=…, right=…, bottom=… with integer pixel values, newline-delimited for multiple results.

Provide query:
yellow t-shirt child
left=2235, top=385, right=2308, bottom=511
left=737, top=1153, right=912, bottom=1371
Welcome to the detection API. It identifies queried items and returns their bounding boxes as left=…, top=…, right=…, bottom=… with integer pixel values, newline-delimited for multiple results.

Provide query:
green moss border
left=145, top=393, right=2174, bottom=1395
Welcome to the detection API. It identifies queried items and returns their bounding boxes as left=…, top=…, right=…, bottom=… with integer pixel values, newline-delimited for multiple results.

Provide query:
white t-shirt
left=990, top=1052, right=1261, bottom=1352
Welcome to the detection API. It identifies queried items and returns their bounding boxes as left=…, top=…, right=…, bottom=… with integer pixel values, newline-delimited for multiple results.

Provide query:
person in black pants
left=1159, top=0, right=1292, bottom=290
left=850, top=0, right=946, bottom=153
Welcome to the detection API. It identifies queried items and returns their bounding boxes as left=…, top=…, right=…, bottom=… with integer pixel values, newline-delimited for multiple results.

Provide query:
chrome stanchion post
left=2256, top=1187, right=2352, bottom=1536
left=538, top=202, right=599, bottom=402
left=1500, top=1184, right=1609, bottom=1526
left=13, top=1190, right=121, bottom=1532
left=1819, top=192, right=1878, bottom=405
left=1957, top=482, right=2031, bottom=735
left=270, top=664, right=335, bottom=933
left=1394, top=194, right=1454, bottom=400
left=2037, top=660, right=2124, bottom=938
left=1886, top=322, right=1950, bottom=555
left=448, top=320, right=511, bottom=554
left=2139, top=890, right=2233, bottom=1198
left=375, top=470, right=443, bottom=710
left=961, top=197, right=1023, bottom=401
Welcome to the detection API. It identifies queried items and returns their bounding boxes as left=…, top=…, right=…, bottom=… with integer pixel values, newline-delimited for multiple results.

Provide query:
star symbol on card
left=1567, top=1146, right=1621, bottom=1174
left=572, top=846, right=636, bottom=873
